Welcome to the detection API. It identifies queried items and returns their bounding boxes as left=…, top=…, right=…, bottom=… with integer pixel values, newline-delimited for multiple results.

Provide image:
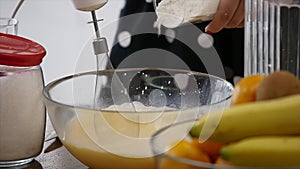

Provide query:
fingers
left=236, top=19, right=245, bottom=28
left=205, top=0, right=240, bottom=33
left=205, top=0, right=245, bottom=33
left=225, top=0, right=244, bottom=28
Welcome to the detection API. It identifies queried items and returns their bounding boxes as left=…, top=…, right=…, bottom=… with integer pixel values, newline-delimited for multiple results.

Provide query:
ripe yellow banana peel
left=189, top=94, right=300, bottom=143
left=220, top=136, right=300, bottom=167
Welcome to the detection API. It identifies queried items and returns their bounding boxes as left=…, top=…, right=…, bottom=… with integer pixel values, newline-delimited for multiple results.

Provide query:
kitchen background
left=0, top=0, right=125, bottom=84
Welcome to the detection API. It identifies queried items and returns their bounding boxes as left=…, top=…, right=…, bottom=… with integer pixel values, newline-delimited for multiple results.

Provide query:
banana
left=220, top=136, right=300, bottom=167
left=189, top=94, right=300, bottom=143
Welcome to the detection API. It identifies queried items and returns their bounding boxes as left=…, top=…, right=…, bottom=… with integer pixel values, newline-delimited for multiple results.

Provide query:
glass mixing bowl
left=43, top=68, right=233, bottom=169
left=151, top=120, right=300, bottom=169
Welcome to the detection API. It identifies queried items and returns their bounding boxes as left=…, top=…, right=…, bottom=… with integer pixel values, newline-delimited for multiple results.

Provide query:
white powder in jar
left=0, top=67, right=45, bottom=161
left=154, top=0, right=220, bottom=29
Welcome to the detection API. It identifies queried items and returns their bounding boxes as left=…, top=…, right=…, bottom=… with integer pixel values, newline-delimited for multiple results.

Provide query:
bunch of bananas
left=190, top=71, right=300, bottom=167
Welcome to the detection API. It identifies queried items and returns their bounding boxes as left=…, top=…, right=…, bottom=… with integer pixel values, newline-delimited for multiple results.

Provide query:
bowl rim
left=150, top=119, right=300, bottom=169
left=43, top=67, right=233, bottom=112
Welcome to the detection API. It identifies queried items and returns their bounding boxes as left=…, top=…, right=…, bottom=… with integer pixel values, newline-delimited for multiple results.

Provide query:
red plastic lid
left=0, top=33, right=46, bottom=67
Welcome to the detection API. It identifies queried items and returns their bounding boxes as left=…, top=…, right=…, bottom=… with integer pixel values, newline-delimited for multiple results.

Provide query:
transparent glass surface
left=151, top=120, right=300, bottom=169
left=0, top=65, right=45, bottom=167
left=0, top=18, right=18, bottom=35
left=43, top=68, right=233, bottom=169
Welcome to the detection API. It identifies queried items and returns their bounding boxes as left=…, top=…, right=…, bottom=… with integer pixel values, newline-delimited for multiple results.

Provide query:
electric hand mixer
left=72, top=0, right=111, bottom=71
left=71, top=0, right=139, bottom=133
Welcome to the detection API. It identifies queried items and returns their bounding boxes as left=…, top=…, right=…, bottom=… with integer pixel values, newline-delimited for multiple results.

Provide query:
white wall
left=0, top=0, right=125, bottom=84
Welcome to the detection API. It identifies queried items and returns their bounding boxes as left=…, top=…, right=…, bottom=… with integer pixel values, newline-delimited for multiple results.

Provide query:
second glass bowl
left=151, top=120, right=300, bottom=169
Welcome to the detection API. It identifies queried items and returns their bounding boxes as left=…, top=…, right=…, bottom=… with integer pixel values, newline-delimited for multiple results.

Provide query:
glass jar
left=245, top=0, right=300, bottom=78
left=0, top=33, right=46, bottom=167
left=0, top=18, right=18, bottom=35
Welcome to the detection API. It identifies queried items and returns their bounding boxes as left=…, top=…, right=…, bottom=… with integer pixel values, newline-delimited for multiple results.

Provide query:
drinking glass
left=0, top=18, right=18, bottom=35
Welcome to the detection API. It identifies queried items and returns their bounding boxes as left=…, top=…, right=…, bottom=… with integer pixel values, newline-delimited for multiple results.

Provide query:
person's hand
left=205, top=0, right=245, bottom=34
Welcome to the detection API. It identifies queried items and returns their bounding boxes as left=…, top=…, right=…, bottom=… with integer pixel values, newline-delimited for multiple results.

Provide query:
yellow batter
left=62, top=116, right=156, bottom=169
left=61, top=104, right=198, bottom=169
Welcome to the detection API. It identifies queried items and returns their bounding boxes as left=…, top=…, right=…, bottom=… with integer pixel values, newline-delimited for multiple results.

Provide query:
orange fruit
left=192, top=138, right=224, bottom=162
left=231, top=75, right=265, bottom=105
left=159, top=140, right=211, bottom=169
